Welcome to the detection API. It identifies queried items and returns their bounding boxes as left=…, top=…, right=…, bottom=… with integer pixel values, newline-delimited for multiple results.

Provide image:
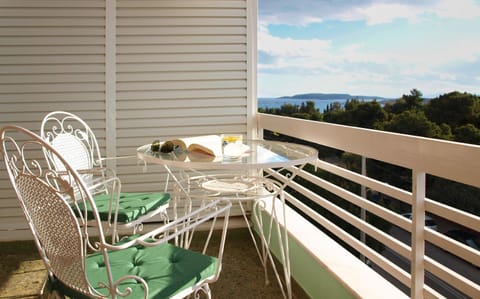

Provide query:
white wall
left=0, top=0, right=255, bottom=240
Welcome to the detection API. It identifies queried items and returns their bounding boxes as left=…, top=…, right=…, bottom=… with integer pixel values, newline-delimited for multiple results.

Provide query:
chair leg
left=39, top=275, right=66, bottom=299
left=193, top=283, right=211, bottom=299
left=133, top=222, right=144, bottom=235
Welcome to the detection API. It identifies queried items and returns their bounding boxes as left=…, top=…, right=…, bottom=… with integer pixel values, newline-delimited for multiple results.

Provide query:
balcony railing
left=256, top=113, right=480, bottom=299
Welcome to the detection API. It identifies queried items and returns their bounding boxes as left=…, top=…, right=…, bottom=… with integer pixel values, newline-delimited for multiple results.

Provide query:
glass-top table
left=137, top=139, right=318, bottom=171
left=137, top=139, right=318, bottom=299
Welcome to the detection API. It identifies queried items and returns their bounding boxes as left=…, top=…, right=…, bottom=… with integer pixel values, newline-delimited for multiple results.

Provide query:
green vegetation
left=260, top=101, right=323, bottom=121
left=260, top=89, right=480, bottom=256
left=260, top=89, right=480, bottom=144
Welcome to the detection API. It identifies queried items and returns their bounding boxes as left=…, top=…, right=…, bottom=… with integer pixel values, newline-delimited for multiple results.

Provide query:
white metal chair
left=40, top=111, right=170, bottom=241
left=0, top=125, right=231, bottom=299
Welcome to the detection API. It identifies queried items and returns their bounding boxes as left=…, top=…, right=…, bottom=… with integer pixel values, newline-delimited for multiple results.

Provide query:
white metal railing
left=257, top=113, right=480, bottom=299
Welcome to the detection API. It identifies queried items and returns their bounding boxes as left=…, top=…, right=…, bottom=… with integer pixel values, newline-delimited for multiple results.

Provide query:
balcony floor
left=0, top=228, right=310, bottom=299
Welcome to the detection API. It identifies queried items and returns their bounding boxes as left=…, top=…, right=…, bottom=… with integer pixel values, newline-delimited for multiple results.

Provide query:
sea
left=258, top=98, right=356, bottom=112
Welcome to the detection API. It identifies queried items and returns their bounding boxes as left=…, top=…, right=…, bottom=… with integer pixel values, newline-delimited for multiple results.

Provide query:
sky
left=257, top=0, right=480, bottom=98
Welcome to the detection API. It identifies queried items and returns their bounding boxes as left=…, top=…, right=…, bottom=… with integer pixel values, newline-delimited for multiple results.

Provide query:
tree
left=323, top=102, right=346, bottom=124
left=385, top=89, right=424, bottom=114
left=425, top=91, right=480, bottom=128
left=348, top=100, right=387, bottom=128
left=377, top=110, right=444, bottom=139
left=279, top=103, right=300, bottom=116
left=324, top=99, right=387, bottom=129
left=454, top=124, right=480, bottom=145
left=299, top=101, right=322, bottom=121
left=403, top=88, right=424, bottom=109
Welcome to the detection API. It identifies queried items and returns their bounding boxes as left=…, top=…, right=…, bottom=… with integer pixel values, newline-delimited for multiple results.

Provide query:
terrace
left=0, top=1, right=479, bottom=298
left=1, top=114, right=479, bottom=298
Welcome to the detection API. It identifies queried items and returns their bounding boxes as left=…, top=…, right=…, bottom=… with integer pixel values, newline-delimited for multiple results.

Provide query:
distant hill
left=278, top=93, right=392, bottom=101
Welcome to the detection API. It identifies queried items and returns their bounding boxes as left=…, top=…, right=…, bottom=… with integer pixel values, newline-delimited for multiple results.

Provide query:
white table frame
left=137, top=139, right=318, bottom=299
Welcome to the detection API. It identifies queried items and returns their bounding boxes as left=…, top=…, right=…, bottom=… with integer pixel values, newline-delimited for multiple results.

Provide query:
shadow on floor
left=0, top=228, right=310, bottom=299
left=0, top=240, right=46, bottom=298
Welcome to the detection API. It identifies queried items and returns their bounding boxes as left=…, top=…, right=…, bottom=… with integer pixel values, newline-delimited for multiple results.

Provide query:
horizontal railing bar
left=279, top=184, right=412, bottom=287
left=266, top=168, right=412, bottom=260
left=279, top=176, right=444, bottom=299
left=292, top=164, right=412, bottom=232
left=424, top=200, right=480, bottom=235
left=427, top=230, right=480, bottom=267
left=316, top=158, right=480, bottom=234
left=425, top=257, right=480, bottom=298
left=298, top=163, right=480, bottom=297
left=292, top=164, right=480, bottom=295
left=315, top=159, right=412, bottom=205
left=273, top=170, right=456, bottom=299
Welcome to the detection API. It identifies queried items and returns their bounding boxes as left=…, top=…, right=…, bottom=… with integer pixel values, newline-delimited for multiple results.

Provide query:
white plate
left=201, top=179, right=254, bottom=193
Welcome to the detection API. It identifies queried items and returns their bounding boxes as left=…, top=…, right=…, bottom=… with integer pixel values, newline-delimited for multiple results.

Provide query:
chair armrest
left=103, top=199, right=231, bottom=250
left=97, top=155, right=137, bottom=162
left=56, top=167, right=107, bottom=176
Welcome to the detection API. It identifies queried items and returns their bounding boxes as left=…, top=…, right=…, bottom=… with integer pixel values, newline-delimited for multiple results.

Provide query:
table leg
left=251, top=189, right=292, bottom=299
left=165, top=169, right=298, bottom=299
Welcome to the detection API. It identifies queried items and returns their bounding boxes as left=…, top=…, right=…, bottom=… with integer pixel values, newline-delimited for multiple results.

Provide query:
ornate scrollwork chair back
left=41, top=111, right=171, bottom=242
left=0, top=125, right=110, bottom=296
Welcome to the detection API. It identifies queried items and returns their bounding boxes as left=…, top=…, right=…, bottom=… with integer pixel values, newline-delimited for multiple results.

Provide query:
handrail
left=257, top=113, right=480, bottom=188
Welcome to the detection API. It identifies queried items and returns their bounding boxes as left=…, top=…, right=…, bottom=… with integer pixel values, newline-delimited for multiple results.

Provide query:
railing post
left=411, top=170, right=426, bottom=299
left=360, top=156, right=367, bottom=263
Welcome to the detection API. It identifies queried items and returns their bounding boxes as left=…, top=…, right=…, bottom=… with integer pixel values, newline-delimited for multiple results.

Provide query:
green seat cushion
left=78, top=192, right=170, bottom=223
left=51, top=242, right=218, bottom=299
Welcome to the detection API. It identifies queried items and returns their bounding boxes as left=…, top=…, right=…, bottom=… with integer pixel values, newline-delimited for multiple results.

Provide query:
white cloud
left=344, top=3, right=421, bottom=25
left=257, top=0, right=480, bottom=97
left=257, top=22, right=480, bottom=97
left=433, top=0, right=480, bottom=19
left=258, top=23, right=334, bottom=71
left=259, top=0, right=480, bottom=26
left=258, top=24, right=331, bottom=58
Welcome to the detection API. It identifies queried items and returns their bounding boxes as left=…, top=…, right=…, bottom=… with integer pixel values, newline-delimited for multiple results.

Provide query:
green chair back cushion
left=78, top=192, right=170, bottom=223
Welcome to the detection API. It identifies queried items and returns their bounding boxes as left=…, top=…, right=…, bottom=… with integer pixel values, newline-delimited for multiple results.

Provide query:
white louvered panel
left=120, top=44, right=246, bottom=54
left=0, top=217, right=29, bottom=231
left=0, top=207, right=23, bottom=218
left=1, top=27, right=105, bottom=36
left=118, top=26, right=246, bottom=36
left=116, top=0, right=249, bottom=220
left=0, top=45, right=104, bottom=55
left=0, top=17, right=104, bottom=27
left=0, top=92, right=106, bottom=103
left=0, top=73, right=106, bottom=84
left=0, top=0, right=106, bottom=240
left=0, top=64, right=104, bottom=74
left=118, top=97, right=247, bottom=109
left=0, top=229, right=34, bottom=241
left=118, top=106, right=247, bottom=119
left=118, top=80, right=246, bottom=91
left=118, top=8, right=246, bottom=18
left=0, top=8, right=104, bottom=17
left=118, top=116, right=247, bottom=132
left=118, top=53, right=247, bottom=63
left=118, top=35, right=246, bottom=45
left=117, top=62, right=247, bottom=73
left=119, top=0, right=246, bottom=8
left=117, top=89, right=247, bottom=101
left=0, top=0, right=104, bottom=8
left=118, top=71, right=247, bottom=82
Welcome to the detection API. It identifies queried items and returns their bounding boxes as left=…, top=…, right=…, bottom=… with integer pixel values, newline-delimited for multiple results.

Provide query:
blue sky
left=257, top=0, right=480, bottom=98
